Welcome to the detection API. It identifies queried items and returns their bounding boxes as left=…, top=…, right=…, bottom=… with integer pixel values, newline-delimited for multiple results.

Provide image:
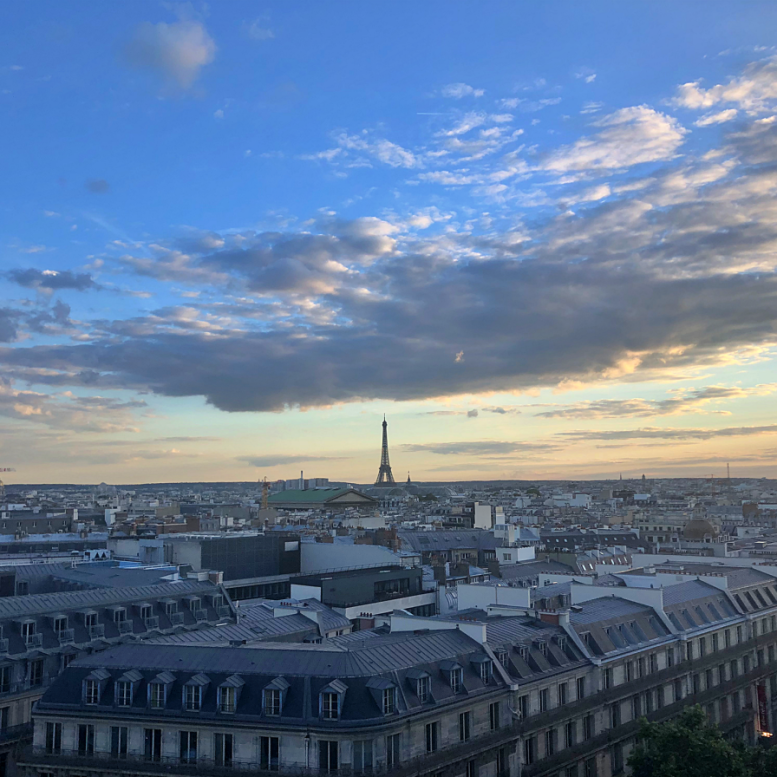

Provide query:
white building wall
left=299, top=542, right=403, bottom=573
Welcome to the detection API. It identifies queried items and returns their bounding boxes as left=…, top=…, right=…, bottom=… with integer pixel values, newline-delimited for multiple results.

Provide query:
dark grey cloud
left=5, top=106, right=777, bottom=415
left=236, top=454, right=349, bottom=467
left=85, top=179, right=110, bottom=194
left=0, top=309, right=19, bottom=343
left=7, top=268, right=98, bottom=291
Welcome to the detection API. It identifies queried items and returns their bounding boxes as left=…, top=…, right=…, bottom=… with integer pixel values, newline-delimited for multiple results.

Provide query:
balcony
left=144, top=616, right=160, bottom=630
left=88, top=624, right=105, bottom=639
left=0, top=722, right=33, bottom=745
left=118, top=620, right=134, bottom=635
left=218, top=606, right=232, bottom=619
left=24, top=633, right=42, bottom=649
left=170, top=612, right=185, bottom=626
left=194, top=610, right=207, bottom=622
left=57, top=629, right=75, bottom=645
left=19, top=724, right=520, bottom=777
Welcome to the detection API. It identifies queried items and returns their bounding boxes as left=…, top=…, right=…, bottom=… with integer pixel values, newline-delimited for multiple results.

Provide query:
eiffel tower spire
left=374, top=414, right=396, bottom=486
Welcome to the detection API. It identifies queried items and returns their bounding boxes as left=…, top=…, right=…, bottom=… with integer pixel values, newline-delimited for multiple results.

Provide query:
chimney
left=300, top=470, right=304, bottom=490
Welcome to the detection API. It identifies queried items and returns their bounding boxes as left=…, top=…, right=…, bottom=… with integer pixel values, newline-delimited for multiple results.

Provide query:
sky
left=3, top=2, right=777, bottom=485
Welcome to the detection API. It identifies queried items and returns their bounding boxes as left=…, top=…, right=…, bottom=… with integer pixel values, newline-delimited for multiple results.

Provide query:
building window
left=699, top=637, right=707, bottom=657
left=116, top=681, right=132, bottom=707
left=353, top=740, right=373, bottom=773
left=539, top=688, right=549, bottom=712
left=386, top=733, right=400, bottom=768
left=564, top=720, right=575, bottom=748
left=584, top=714, right=594, bottom=740
left=149, top=683, right=165, bottom=709
left=566, top=767, right=578, bottom=777
left=712, top=633, right=719, bottom=652
left=450, top=668, right=463, bottom=693
left=383, top=688, right=396, bottom=715
left=736, top=625, right=743, bottom=643
left=674, top=679, right=683, bottom=702
left=610, top=702, right=621, bottom=728
left=523, top=736, right=536, bottom=765
left=545, top=729, right=556, bottom=757
left=490, top=701, right=501, bottom=731
left=497, top=747, right=508, bottom=777
left=264, top=689, right=281, bottom=716
left=29, top=659, right=44, bottom=688
left=184, top=685, right=201, bottom=711
left=111, top=726, right=128, bottom=759
left=318, top=740, right=337, bottom=773
left=417, top=676, right=430, bottom=703
left=467, top=760, right=478, bottom=777
left=459, top=711, right=472, bottom=742
left=730, top=660, right=738, bottom=679
left=215, top=733, right=233, bottom=767
left=144, top=729, right=162, bottom=762
left=612, top=744, right=624, bottom=775
left=657, top=685, right=665, bottom=708
left=725, top=629, right=731, bottom=648
left=585, top=757, right=597, bottom=777
left=219, top=686, right=236, bottom=713
left=558, top=682, right=568, bottom=705
left=632, top=694, right=642, bottom=719
left=45, top=722, right=62, bottom=755
left=53, top=617, right=67, bottom=636
left=21, top=621, right=35, bottom=642
left=576, top=677, right=585, bottom=700
left=180, top=731, right=198, bottom=764
left=479, top=660, right=492, bottom=684
left=0, top=667, right=9, bottom=694
left=686, top=642, right=694, bottom=661
left=649, top=653, right=657, bottom=673
left=425, top=721, right=439, bottom=753
left=518, top=694, right=529, bottom=718
left=603, top=668, right=612, bottom=689
left=322, top=692, right=339, bottom=720
left=84, top=679, right=99, bottom=705
left=666, top=649, right=674, bottom=668
left=77, top=724, right=94, bottom=757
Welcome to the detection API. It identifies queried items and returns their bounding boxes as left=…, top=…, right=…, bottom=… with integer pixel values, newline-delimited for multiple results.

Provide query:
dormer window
left=21, top=620, right=35, bottom=642
left=116, top=681, right=132, bottom=706
left=84, top=612, right=97, bottom=629
left=479, top=660, right=493, bottom=684
left=450, top=668, right=463, bottom=693
left=150, top=683, right=165, bottom=708
left=112, top=607, right=127, bottom=624
left=418, top=675, right=430, bottom=703
left=319, top=679, right=347, bottom=720
left=183, top=674, right=209, bottom=711
left=264, top=689, right=281, bottom=716
left=139, top=604, right=152, bottom=621
left=518, top=645, right=529, bottom=660
left=382, top=687, right=396, bottom=714
left=218, top=686, right=236, bottom=713
left=495, top=649, right=509, bottom=668
left=184, top=684, right=202, bottom=711
left=85, top=679, right=100, bottom=705
left=536, top=640, right=548, bottom=657
left=322, top=691, right=339, bottom=719
left=53, top=616, right=68, bottom=636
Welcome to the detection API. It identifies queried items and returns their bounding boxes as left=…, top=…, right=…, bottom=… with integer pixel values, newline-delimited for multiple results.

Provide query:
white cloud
left=440, top=83, right=485, bottom=99
left=695, top=108, right=738, bottom=126
left=673, top=56, right=777, bottom=112
left=244, top=18, right=274, bottom=41
left=213, top=108, right=224, bottom=120
left=542, top=106, right=687, bottom=173
left=123, top=20, right=216, bottom=89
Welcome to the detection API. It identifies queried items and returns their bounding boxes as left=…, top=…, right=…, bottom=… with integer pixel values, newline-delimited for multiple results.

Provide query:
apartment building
left=17, top=563, right=777, bottom=777
left=0, top=579, right=236, bottom=774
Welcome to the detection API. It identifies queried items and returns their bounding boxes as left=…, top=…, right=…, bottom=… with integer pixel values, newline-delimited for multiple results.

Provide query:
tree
left=629, top=706, right=749, bottom=777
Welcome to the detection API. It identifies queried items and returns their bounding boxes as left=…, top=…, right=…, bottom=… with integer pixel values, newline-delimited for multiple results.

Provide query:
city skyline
left=3, top=2, right=777, bottom=483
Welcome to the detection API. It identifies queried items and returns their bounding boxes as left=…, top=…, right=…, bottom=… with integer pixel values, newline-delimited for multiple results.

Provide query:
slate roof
left=398, top=530, right=500, bottom=553
left=268, top=488, right=374, bottom=505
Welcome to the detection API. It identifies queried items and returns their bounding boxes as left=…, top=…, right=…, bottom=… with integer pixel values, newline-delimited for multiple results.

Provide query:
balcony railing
left=20, top=724, right=520, bottom=777
left=57, top=628, right=75, bottom=645
left=0, top=722, right=33, bottom=745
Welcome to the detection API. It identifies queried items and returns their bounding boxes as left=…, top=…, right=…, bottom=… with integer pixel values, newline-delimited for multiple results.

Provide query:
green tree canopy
left=628, top=706, right=774, bottom=777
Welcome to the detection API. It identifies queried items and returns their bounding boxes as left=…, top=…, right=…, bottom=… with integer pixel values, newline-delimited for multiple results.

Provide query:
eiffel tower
left=374, top=415, right=396, bottom=486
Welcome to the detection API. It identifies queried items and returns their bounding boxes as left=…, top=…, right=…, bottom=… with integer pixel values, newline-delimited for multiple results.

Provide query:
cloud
left=155, top=436, right=220, bottom=442
left=401, top=441, right=557, bottom=456
left=535, top=385, right=777, bottom=420
left=85, top=179, right=110, bottom=194
left=243, top=18, right=274, bottom=41
left=0, top=380, right=146, bottom=433
left=0, top=309, right=19, bottom=343
left=467, top=409, right=479, bottom=418
left=305, top=131, right=420, bottom=169
left=7, top=268, right=98, bottom=292
left=440, top=83, right=485, bottom=99
left=236, top=454, right=348, bottom=467
left=695, top=109, right=738, bottom=126
left=672, top=56, right=777, bottom=112
left=542, top=106, right=686, bottom=172
left=558, top=423, right=777, bottom=442
left=123, top=20, right=216, bottom=90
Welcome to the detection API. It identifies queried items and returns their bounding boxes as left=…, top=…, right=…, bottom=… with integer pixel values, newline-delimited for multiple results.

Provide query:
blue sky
left=3, top=2, right=777, bottom=484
